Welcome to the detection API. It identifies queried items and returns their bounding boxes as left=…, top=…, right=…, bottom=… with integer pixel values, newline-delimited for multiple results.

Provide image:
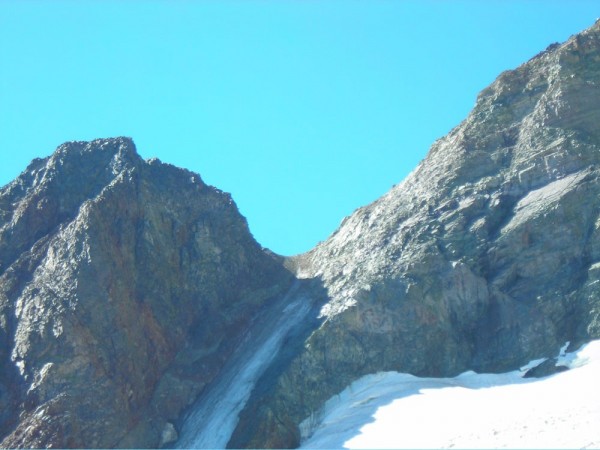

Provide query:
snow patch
left=300, top=340, right=600, bottom=449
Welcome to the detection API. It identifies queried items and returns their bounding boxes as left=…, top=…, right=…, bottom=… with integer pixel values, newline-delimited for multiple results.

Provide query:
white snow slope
left=300, top=340, right=600, bottom=449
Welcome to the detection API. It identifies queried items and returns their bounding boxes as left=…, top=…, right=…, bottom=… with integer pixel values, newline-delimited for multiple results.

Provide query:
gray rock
left=0, top=138, right=292, bottom=448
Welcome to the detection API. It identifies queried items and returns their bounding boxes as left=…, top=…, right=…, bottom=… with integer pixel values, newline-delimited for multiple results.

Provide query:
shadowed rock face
left=3, top=20, right=600, bottom=450
left=0, top=138, right=292, bottom=448
left=230, top=21, right=600, bottom=448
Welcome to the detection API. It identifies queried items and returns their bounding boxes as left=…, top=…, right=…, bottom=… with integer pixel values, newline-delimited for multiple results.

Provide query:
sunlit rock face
left=230, top=21, right=600, bottom=448
left=0, top=138, right=292, bottom=448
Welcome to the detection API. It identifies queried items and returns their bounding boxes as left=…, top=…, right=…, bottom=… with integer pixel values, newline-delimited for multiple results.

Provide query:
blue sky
left=1, top=1, right=598, bottom=256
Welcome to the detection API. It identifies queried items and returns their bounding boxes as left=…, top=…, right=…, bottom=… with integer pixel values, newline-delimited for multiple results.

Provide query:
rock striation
left=229, top=20, right=600, bottom=448
left=0, top=138, right=292, bottom=448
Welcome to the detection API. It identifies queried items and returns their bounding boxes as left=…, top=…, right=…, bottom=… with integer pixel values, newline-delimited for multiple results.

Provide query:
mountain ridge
left=2, top=20, right=600, bottom=450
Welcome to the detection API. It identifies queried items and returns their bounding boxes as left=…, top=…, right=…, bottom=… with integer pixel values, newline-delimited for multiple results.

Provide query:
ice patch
left=176, top=282, right=312, bottom=449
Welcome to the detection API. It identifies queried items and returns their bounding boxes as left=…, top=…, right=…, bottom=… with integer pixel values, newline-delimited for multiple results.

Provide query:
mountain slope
left=0, top=138, right=292, bottom=448
left=230, top=20, right=600, bottom=448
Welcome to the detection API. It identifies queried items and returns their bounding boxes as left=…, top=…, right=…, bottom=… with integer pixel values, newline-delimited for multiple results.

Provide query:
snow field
left=300, top=340, right=600, bottom=449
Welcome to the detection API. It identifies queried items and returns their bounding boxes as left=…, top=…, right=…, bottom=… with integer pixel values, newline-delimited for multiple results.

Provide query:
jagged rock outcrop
left=230, top=21, right=600, bottom=448
left=0, top=138, right=292, bottom=448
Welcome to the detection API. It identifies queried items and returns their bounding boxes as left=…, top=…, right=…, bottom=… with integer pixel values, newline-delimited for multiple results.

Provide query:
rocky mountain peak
left=0, top=138, right=145, bottom=270
left=49, top=136, right=139, bottom=173
left=4, top=137, right=140, bottom=200
left=0, top=137, right=292, bottom=448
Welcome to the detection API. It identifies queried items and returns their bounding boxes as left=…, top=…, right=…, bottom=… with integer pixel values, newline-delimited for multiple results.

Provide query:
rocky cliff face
left=0, top=138, right=292, bottom=448
left=3, top=20, right=600, bottom=450
left=230, top=21, right=600, bottom=448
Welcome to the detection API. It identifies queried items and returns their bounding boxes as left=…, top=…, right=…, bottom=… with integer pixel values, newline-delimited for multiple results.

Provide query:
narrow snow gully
left=175, top=281, right=313, bottom=449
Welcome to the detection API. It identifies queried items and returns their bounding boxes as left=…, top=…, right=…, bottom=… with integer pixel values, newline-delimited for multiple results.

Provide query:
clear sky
left=1, top=1, right=598, bottom=256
